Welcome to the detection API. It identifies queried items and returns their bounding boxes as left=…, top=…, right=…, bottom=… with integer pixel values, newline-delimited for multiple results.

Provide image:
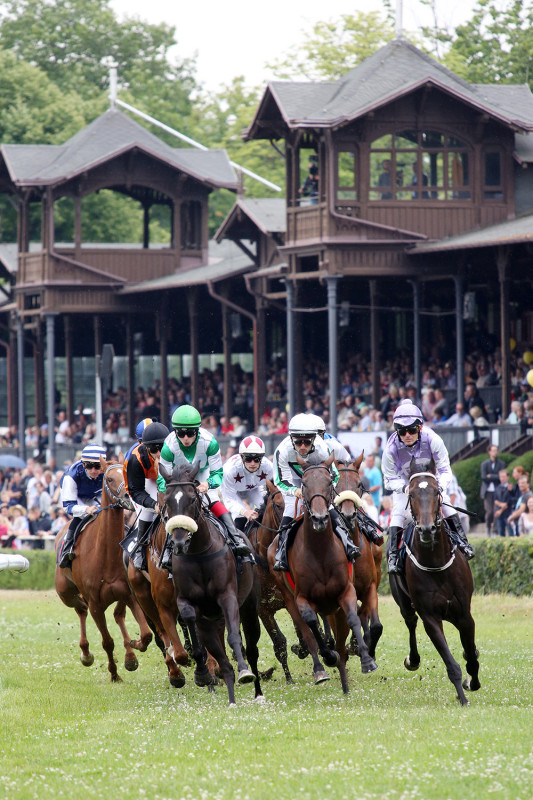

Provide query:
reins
left=94, top=464, right=133, bottom=514
left=301, top=464, right=334, bottom=517
left=406, top=469, right=456, bottom=572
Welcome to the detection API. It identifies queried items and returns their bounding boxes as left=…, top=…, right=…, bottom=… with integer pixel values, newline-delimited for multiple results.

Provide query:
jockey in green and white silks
left=158, top=405, right=253, bottom=562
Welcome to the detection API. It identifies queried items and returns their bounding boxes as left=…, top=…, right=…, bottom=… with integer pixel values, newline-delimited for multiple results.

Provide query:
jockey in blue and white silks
left=383, top=400, right=473, bottom=573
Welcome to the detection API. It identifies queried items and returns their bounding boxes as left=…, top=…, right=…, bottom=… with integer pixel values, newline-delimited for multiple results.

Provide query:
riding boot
left=273, top=516, right=293, bottom=571
left=330, top=507, right=361, bottom=562
left=446, top=513, right=474, bottom=560
left=132, top=519, right=151, bottom=571
left=58, top=521, right=77, bottom=568
left=356, top=509, right=385, bottom=545
left=218, top=512, right=254, bottom=561
left=387, top=526, right=402, bottom=574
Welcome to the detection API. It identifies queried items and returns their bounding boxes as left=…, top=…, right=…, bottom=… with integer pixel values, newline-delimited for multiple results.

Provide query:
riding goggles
left=292, top=437, right=314, bottom=446
left=395, top=423, right=420, bottom=436
left=83, top=461, right=101, bottom=470
left=174, top=427, right=198, bottom=439
left=146, top=443, right=162, bottom=453
left=242, top=455, right=262, bottom=464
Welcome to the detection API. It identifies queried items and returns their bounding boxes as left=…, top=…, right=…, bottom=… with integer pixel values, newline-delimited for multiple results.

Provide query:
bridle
left=97, top=464, right=134, bottom=513
left=301, top=464, right=334, bottom=520
left=405, top=470, right=457, bottom=572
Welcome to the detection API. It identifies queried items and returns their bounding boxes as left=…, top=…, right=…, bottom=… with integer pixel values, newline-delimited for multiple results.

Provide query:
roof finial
left=395, top=0, right=404, bottom=39
left=108, top=60, right=118, bottom=110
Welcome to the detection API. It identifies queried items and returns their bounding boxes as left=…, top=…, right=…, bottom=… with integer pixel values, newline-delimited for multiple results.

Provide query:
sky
left=109, top=0, right=479, bottom=92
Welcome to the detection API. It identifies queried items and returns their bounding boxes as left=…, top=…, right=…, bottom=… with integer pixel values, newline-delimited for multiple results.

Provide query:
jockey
left=381, top=399, right=474, bottom=574
left=272, top=413, right=359, bottom=571
left=221, top=435, right=273, bottom=531
left=311, top=414, right=351, bottom=462
left=58, top=443, right=107, bottom=567
left=159, top=404, right=253, bottom=563
left=123, top=421, right=168, bottom=570
left=123, top=417, right=154, bottom=464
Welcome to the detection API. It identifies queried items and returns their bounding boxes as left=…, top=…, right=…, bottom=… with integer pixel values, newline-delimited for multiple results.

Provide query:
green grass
left=0, top=591, right=532, bottom=800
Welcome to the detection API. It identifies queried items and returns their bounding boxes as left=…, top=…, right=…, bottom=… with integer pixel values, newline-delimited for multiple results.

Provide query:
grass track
left=0, top=590, right=531, bottom=800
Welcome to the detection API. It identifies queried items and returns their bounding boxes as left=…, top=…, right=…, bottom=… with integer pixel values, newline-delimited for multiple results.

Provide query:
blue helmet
left=135, top=417, right=154, bottom=441
left=81, top=444, right=107, bottom=463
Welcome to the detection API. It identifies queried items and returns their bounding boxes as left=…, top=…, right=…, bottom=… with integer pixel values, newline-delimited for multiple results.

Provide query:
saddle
left=56, top=515, right=95, bottom=566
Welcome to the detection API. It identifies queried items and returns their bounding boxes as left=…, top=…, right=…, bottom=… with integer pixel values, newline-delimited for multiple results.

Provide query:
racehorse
left=161, top=460, right=264, bottom=706
left=269, top=453, right=377, bottom=694
left=55, top=459, right=153, bottom=682
left=389, top=457, right=480, bottom=706
left=334, top=455, right=383, bottom=661
left=247, top=480, right=300, bottom=683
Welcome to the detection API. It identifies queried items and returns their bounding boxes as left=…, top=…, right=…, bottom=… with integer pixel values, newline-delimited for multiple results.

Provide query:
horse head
left=408, top=457, right=441, bottom=546
left=333, top=452, right=365, bottom=529
left=298, top=452, right=335, bottom=532
left=103, top=461, right=135, bottom=512
left=161, top=461, right=201, bottom=556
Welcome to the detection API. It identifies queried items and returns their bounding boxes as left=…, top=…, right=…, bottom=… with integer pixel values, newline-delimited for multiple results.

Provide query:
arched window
left=369, top=130, right=471, bottom=201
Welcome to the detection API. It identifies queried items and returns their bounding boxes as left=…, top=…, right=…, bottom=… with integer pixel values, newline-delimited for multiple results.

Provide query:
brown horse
left=389, top=458, right=480, bottom=706
left=247, top=480, right=302, bottom=683
left=161, top=460, right=264, bottom=706
left=334, top=455, right=383, bottom=661
left=125, top=517, right=192, bottom=689
left=269, top=453, right=377, bottom=694
left=55, top=459, right=153, bottom=682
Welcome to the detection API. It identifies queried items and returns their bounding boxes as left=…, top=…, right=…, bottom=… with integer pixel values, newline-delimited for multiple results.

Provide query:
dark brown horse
left=389, top=458, right=480, bottom=706
left=334, top=455, right=383, bottom=661
left=269, top=453, right=377, bottom=694
left=55, top=459, right=153, bottom=681
left=161, top=460, right=264, bottom=706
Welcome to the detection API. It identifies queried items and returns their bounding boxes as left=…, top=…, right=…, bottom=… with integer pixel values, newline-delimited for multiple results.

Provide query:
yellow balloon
left=510, top=337, right=516, bottom=351
left=523, top=350, right=533, bottom=365
left=527, top=369, right=533, bottom=387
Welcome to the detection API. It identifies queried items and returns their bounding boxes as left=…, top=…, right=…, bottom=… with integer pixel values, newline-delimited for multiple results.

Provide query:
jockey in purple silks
left=381, top=400, right=474, bottom=573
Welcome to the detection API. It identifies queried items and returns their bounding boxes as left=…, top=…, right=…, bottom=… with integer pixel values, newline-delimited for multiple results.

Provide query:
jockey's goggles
left=174, top=427, right=198, bottom=439
left=292, top=437, right=314, bottom=447
left=395, top=423, right=420, bottom=436
left=83, top=461, right=101, bottom=470
left=242, top=455, right=261, bottom=463
left=146, top=443, right=162, bottom=453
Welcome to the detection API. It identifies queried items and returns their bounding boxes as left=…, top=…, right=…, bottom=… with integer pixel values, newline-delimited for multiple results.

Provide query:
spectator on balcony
left=464, top=382, right=487, bottom=418
left=470, top=405, right=490, bottom=427
left=298, top=155, right=319, bottom=205
left=444, top=402, right=472, bottom=427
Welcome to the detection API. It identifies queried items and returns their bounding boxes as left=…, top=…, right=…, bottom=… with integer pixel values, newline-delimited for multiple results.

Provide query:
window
left=337, top=150, right=357, bottom=200
left=484, top=151, right=503, bottom=199
left=180, top=200, right=202, bottom=249
left=369, top=130, right=471, bottom=201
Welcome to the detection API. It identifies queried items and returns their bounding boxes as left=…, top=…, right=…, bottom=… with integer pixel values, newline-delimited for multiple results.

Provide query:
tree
left=266, top=11, right=396, bottom=81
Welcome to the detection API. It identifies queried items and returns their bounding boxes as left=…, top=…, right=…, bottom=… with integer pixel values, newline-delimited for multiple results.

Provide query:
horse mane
left=169, top=460, right=200, bottom=484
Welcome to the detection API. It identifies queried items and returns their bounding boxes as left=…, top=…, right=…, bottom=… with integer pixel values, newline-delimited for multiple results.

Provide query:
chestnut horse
left=161, top=461, right=264, bottom=706
left=389, top=458, right=480, bottom=706
left=269, top=453, right=377, bottom=694
left=334, top=455, right=383, bottom=661
left=55, top=459, right=153, bottom=682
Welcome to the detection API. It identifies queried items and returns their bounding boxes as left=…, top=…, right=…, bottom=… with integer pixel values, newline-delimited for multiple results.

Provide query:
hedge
left=2, top=539, right=532, bottom=595
left=452, top=452, right=515, bottom=523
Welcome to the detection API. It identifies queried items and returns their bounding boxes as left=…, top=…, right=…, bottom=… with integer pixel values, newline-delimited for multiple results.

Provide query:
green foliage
left=452, top=452, right=515, bottom=521
left=505, top=449, right=533, bottom=478
left=0, top=548, right=56, bottom=589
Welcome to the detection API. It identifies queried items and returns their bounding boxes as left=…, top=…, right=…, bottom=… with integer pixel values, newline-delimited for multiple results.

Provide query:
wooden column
left=187, top=287, right=199, bottom=408
left=143, top=203, right=150, bottom=249
left=125, top=317, right=134, bottom=435
left=369, top=280, right=380, bottom=410
left=8, top=314, right=17, bottom=428
left=255, top=301, right=267, bottom=423
left=93, top=316, right=102, bottom=361
left=221, top=295, right=233, bottom=419
left=158, top=294, right=169, bottom=426
left=34, top=325, right=45, bottom=427
left=64, top=316, right=74, bottom=422
left=74, top=196, right=82, bottom=261
left=293, top=282, right=303, bottom=413
left=497, top=247, right=511, bottom=419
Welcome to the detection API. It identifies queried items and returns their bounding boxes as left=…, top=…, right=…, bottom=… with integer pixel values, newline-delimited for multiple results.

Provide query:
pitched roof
left=215, top=198, right=286, bottom=242
left=1, top=109, right=238, bottom=190
left=409, top=212, right=533, bottom=254
left=246, top=38, right=533, bottom=138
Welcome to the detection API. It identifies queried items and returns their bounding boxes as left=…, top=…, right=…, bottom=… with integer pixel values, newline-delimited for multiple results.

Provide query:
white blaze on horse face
left=174, top=490, right=183, bottom=508
left=418, top=481, right=429, bottom=489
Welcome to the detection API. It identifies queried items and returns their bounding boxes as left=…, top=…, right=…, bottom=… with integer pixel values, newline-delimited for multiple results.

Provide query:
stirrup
left=388, top=553, right=400, bottom=574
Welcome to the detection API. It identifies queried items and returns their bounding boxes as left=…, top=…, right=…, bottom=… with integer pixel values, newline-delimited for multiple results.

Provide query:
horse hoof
left=80, top=653, right=94, bottom=667
left=110, top=674, right=123, bottom=683
left=362, top=658, right=378, bottom=674
left=324, top=650, right=339, bottom=668
left=228, top=702, right=237, bottom=708
left=291, top=644, right=308, bottom=660
left=124, top=657, right=139, bottom=672
left=237, top=669, right=255, bottom=685
left=195, top=670, right=214, bottom=688
left=463, top=677, right=481, bottom=692
left=169, top=673, right=186, bottom=689
left=313, top=670, right=330, bottom=684
left=404, top=656, right=420, bottom=672
left=259, top=667, right=275, bottom=680
left=254, top=694, right=266, bottom=704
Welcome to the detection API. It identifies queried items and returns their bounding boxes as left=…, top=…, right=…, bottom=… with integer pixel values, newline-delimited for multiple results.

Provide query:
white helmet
left=393, top=399, right=424, bottom=428
left=309, top=414, right=326, bottom=433
left=289, top=413, right=319, bottom=438
left=239, top=435, right=265, bottom=456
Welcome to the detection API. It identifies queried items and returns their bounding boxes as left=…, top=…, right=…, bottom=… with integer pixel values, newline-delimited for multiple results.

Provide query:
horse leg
left=157, top=604, right=190, bottom=668
left=113, top=601, right=139, bottom=672
left=336, top=584, right=377, bottom=674
left=55, top=571, right=94, bottom=667
left=88, top=603, right=120, bottom=682
left=220, top=591, right=254, bottom=684
left=458, top=613, right=481, bottom=692
left=124, top=594, right=154, bottom=653
left=176, top=598, right=213, bottom=688
left=329, top=610, right=350, bottom=694
left=282, top=593, right=329, bottom=683
left=259, top=604, right=294, bottom=684
left=197, top=619, right=236, bottom=705
left=296, top=596, right=340, bottom=670
left=364, top=584, right=383, bottom=660
left=390, top=575, right=420, bottom=671
left=240, top=596, right=264, bottom=701
left=291, top=622, right=310, bottom=660
left=421, top=615, right=469, bottom=706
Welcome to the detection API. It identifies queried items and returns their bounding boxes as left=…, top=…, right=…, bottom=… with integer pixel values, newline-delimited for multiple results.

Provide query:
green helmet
left=171, top=404, right=201, bottom=429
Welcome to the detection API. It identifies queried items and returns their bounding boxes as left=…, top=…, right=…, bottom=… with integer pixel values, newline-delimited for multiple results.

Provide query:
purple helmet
left=393, top=400, right=423, bottom=428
